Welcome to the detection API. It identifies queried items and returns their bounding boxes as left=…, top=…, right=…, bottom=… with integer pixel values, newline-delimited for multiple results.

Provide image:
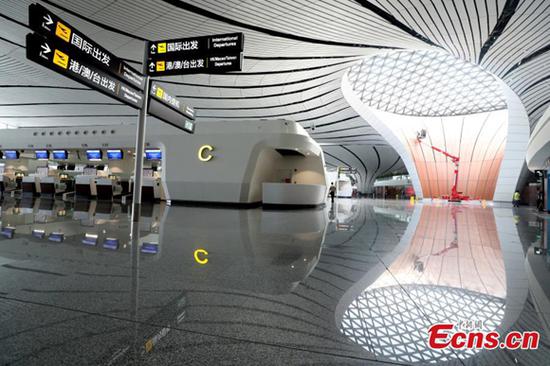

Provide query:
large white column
left=493, top=81, right=530, bottom=202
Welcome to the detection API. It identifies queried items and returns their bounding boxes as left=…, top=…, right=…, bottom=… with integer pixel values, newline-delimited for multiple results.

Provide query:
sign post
left=131, top=41, right=150, bottom=218
left=25, top=3, right=243, bottom=217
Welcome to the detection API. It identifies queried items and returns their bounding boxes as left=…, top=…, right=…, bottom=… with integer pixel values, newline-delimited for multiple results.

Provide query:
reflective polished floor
left=0, top=197, right=549, bottom=365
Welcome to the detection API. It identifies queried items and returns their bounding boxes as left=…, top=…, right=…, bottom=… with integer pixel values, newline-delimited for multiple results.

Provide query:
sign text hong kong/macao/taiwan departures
left=28, top=3, right=145, bottom=90
left=147, top=33, right=244, bottom=76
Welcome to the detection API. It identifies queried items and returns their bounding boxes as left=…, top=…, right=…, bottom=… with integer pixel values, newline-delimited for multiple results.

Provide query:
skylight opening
left=348, top=50, right=507, bottom=117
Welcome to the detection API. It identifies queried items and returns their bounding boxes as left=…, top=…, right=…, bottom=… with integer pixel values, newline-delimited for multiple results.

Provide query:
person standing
left=513, top=190, right=521, bottom=207
left=537, top=188, right=544, bottom=211
left=329, top=182, right=336, bottom=203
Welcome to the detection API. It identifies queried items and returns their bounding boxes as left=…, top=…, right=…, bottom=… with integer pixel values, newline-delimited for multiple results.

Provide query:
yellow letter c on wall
left=198, top=145, right=214, bottom=162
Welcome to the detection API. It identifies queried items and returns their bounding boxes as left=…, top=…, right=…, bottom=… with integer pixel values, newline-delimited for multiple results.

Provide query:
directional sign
left=147, top=33, right=243, bottom=59
left=28, top=3, right=145, bottom=90
left=148, top=98, right=195, bottom=133
left=148, top=82, right=195, bottom=133
left=147, top=53, right=243, bottom=77
left=150, top=82, right=195, bottom=120
left=26, top=33, right=144, bottom=109
left=146, top=32, right=243, bottom=76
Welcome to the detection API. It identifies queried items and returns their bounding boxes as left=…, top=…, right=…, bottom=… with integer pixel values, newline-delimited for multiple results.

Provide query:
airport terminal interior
left=0, top=1, right=550, bottom=365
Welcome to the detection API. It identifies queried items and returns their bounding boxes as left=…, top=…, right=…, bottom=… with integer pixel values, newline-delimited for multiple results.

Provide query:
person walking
left=537, top=189, right=544, bottom=211
left=329, top=182, right=336, bottom=204
left=513, top=190, right=521, bottom=207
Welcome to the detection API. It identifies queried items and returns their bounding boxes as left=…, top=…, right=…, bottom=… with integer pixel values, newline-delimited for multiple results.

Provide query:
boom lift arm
left=416, top=129, right=468, bottom=202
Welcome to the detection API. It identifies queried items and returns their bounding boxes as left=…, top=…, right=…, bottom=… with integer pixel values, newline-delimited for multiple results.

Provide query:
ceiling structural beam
left=323, top=151, right=352, bottom=168
left=158, top=0, right=399, bottom=49
left=340, top=145, right=368, bottom=186
left=503, top=43, right=550, bottom=77
left=478, top=0, right=521, bottom=63
left=41, top=0, right=148, bottom=41
left=352, top=0, right=440, bottom=48
left=37, top=0, right=399, bottom=50
left=378, top=156, right=404, bottom=177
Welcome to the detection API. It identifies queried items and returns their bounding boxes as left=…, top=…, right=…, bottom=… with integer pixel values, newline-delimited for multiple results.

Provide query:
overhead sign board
left=150, top=82, right=195, bottom=120
left=26, top=33, right=144, bottom=109
left=147, top=53, right=243, bottom=76
left=148, top=82, right=195, bottom=133
left=146, top=33, right=243, bottom=76
left=28, top=3, right=145, bottom=90
left=148, top=99, right=195, bottom=134
left=148, top=33, right=243, bottom=58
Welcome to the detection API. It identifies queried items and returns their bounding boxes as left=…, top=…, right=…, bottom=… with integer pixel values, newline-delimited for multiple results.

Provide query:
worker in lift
left=329, top=182, right=336, bottom=204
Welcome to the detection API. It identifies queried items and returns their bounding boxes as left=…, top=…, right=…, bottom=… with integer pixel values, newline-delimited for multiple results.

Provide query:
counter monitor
left=52, top=150, right=68, bottom=160
left=86, top=149, right=102, bottom=161
left=107, top=149, right=123, bottom=160
left=35, top=150, right=49, bottom=160
left=2, top=150, right=19, bottom=160
left=145, top=149, right=162, bottom=161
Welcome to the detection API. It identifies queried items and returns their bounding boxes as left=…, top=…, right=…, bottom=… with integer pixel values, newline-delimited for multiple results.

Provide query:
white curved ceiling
left=0, top=0, right=548, bottom=187
left=348, top=50, right=507, bottom=117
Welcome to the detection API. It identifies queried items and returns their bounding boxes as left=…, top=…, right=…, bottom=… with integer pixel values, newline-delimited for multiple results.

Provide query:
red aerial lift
left=416, top=129, right=469, bottom=202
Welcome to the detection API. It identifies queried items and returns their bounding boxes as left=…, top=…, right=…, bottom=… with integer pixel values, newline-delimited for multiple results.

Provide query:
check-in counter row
left=75, top=175, right=163, bottom=201
left=2, top=174, right=161, bottom=202
left=20, top=176, right=68, bottom=196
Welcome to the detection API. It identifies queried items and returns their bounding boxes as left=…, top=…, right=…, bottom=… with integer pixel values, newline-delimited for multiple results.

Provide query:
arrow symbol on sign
left=42, top=14, right=54, bottom=29
left=149, top=62, right=155, bottom=72
left=150, top=44, right=156, bottom=54
left=151, top=84, right=157, bottom=93
left=39, top=42, right=51, bottom=60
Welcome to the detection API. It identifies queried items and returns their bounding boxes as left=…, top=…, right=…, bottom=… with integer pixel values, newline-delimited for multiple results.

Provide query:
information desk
left=262, top=183, right=326, bottom=206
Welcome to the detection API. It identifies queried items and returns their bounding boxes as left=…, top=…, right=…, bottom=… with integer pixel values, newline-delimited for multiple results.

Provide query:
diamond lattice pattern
left=348, top=51, right=507, bottom=117
left=340, top=284, right=505, bottom=364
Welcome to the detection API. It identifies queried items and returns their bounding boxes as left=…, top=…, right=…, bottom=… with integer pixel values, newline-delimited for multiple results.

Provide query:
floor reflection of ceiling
left=371, top=205, right=506, bottom=298
left=339, top=204, right=508, bottom=363
left=341, top=284, right=505, bottom=364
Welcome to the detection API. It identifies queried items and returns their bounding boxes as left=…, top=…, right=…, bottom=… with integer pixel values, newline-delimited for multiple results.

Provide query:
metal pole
left=128, top=40, right=150, bottom=360
left=131, top=41, right=151, bottom=219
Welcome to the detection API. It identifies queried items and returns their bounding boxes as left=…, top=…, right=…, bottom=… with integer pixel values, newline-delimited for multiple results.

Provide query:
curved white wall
left=493, top=82, right=530, bottom=201
left=342, top=73, right=425, bottom=198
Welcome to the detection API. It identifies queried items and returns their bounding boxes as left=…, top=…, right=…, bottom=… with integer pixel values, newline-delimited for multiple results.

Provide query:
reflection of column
left=129, top=208, right=141, bottom=362
left=493, top=207, right=529, bottom=331
left=334, top=202, right=422, bottom=320
left=335, top=203, right=528, bottom=363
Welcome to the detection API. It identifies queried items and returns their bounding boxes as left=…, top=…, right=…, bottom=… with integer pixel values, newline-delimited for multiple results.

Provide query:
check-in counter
left=39, top=176, right=66, bottom=197
left=95, top=178, right=122, bottom=201
left=22, top=176, right=40, bottom=196
left=119, top=179, right=131, bottom=196
left=0, top=175, right=11, bottom=196
left=262, top=183, right=327, bottom=206
left=142, top=177, right=162, bottom=201
left=75, top=175, right=96, bottom=198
